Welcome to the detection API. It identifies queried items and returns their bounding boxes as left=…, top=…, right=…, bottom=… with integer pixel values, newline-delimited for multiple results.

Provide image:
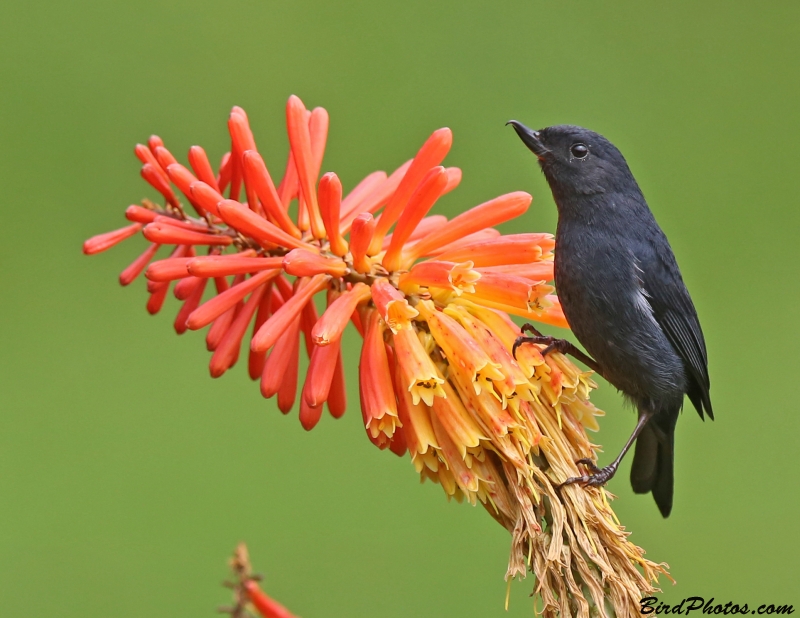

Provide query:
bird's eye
left=570, top=143, right=589, bottom=159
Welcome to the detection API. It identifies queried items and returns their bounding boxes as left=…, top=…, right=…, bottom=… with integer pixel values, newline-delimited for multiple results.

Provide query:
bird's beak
left=507, top=120, right=548, bottom=159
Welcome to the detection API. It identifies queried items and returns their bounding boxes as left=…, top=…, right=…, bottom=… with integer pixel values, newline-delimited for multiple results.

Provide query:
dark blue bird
left=508, top=121, right=712, bottom=517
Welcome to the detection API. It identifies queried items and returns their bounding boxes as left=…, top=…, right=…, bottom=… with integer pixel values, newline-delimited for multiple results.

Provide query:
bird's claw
left=514, top=325, right=605, bottom=377
left=512, top=332, right=571, bottom=360
left=514, top=323, right=554, bottom=358
left=558, top=459, right=618, bottom=489
left=520, top=323, right=544, bottom=337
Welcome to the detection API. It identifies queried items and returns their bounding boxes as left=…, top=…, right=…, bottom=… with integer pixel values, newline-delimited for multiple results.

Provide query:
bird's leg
left=558, top=408, right=655, bottom=489
left=512, top=323, right=603, bottom=376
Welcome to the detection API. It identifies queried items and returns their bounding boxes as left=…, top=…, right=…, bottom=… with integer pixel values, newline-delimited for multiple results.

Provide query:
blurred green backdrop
left=1, top=1, right=798, bottom=615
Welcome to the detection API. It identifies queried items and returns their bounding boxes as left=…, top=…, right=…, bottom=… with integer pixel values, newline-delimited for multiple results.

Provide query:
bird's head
left=507, top=121, right=635, bottom=199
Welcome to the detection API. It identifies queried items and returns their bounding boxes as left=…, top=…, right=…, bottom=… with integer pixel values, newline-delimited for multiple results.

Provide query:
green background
left=1, top=1, right=797, bottom=615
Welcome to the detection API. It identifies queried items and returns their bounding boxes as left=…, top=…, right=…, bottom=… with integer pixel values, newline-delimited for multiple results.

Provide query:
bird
left=507, top=121, right=712, bottom=517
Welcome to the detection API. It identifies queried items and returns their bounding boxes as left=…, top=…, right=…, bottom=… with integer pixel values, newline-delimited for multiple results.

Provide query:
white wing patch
left=633, top=258, right=659, bottom=327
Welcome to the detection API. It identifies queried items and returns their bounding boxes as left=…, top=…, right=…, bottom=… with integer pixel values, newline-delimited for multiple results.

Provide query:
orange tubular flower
left=286, top=96, right=326, bottom=239
left=398, top=260, right=481, bottom=296
left=467, top=271, right=555, bottom=313
left=311, top=283, right=371, bottom=345
left=371, top=279, right=418, bottom=333
left=242, top=150, right=302, bottom=238
left=382, top=165, right=448, bottom=272
left=282, top=248, right=348, bottom=278
left=318, top=172, right=348, bottom=257
left=368, top=127, right=452, bottom=254
left=83, top=223, right=142, bottom=254
left=85, top=95, right=670, bottom=616
left=436, top=232, right=554, bottom=266
left=244, top=581, right=297, bottom=618
left=339, top=160, right=411, bottom=234
left=339, top=170, right=385, bottom=219
left=348, top=213, right=376, bottom=274
left=359, top=310, right=401, bottom=445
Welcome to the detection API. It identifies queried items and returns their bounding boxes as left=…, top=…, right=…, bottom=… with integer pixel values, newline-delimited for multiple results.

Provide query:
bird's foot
left=513, top=324, right=604, bottom=376
left=558, top=459, right=619, bottom=489
left=512, top=325, right=572, bottom=359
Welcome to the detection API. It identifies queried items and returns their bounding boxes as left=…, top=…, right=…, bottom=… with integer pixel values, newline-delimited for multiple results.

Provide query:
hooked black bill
left=506, top=120, right=548, bottom=158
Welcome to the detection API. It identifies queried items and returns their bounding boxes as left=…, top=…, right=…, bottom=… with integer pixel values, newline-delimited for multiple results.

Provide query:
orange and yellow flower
left=84, top=95, right=669, bottom=617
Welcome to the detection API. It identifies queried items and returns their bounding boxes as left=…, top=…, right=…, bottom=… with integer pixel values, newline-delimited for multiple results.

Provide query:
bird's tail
left=630, top=415, right=676, bottom=518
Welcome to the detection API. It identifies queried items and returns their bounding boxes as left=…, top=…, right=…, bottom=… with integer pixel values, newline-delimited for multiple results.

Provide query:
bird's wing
left=637, top=237, right=713, bottom=420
